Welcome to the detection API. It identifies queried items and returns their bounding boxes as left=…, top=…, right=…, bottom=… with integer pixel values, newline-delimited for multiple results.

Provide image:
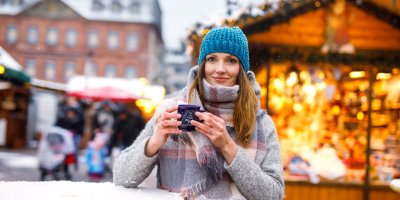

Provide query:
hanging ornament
left=321, top=0, right=355, bottom=54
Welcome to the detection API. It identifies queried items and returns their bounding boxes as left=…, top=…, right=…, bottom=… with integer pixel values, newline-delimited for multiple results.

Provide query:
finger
left=166, top=105, right=179, bottom=113
left=163, top=112, right=181, bottom=120
left=194, top=126, right=210, bottom=137
left=157, top=123, right=182, bottom=134
left=162, top=120, right=182, bottom=128
left=166, top=128, right=182, bottom=135
left=201, top=114, right=222, bottom=130
left=159, top=106, right=179, bottom=121
left=191, top=120, right=210, bottom=133
left=208, top=113, right=225, bottom=124
left=195, top=112, right=213, bottom=124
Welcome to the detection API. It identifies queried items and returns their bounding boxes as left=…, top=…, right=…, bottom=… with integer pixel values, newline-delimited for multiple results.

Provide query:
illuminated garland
left=249, top=46, right=400, bottom=69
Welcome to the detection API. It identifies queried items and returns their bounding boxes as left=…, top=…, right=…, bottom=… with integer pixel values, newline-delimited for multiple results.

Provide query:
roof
left=0, top=0, right=39, bottom=15
left=0, top=46, right=30, bottom=84
left=186, top=0, right=400, bottom=67
left=0, top=0, right=161, bottom=25
left=61, top=0, right=161, bottom=24
left=187, top=0, right=400, bottom=38
left=0, top=46, right=22, bottom=71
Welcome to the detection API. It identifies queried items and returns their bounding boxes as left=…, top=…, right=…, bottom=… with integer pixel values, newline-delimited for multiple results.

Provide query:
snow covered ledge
left=0, top=181, right=181, bottom=200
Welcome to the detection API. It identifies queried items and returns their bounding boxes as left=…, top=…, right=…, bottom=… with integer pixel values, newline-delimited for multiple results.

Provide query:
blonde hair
left=188, top=63, right=257, bottom=147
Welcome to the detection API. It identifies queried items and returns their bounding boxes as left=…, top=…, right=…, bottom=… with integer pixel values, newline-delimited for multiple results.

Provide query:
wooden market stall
left=187, top=0, right=400, bottom=199
left=0, top=65, right=31, bottom=149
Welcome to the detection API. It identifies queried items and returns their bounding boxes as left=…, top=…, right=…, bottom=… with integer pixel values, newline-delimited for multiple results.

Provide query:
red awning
left=67, top=86, right=140, bottom=102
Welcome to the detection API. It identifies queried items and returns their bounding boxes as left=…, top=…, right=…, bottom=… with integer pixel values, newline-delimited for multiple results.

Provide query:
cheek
left=204, top=63, right=214, bottom=75
left=228, top=65, right=240, bottom=77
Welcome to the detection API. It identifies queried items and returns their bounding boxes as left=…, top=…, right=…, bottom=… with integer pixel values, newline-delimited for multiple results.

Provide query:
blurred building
left=0, top=0, right=163, bottom=83
left=156, top=46, right=191, bottom=95
left=0, top=0, right=163, bottom=149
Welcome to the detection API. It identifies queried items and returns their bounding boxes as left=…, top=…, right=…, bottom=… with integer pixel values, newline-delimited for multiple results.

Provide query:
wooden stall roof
left=187, top=0, right=400, bottom=67
left=245, top=1, right=400, bottom=51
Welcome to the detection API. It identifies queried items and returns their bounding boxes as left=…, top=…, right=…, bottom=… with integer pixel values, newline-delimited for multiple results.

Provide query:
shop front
left=0, top=64, right=31, bottom=149
left=187, top=0, right=399, bottom=199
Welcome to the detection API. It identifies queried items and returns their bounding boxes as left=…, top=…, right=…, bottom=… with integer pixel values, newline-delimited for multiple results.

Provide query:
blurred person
left=37, top=126, right=75, bottom=181
left=111, top=104, right=145, bottom=151
left=85, top=132, right=108, bottom=182
left=56, top=96, right=85, bottom=171
left=113, top=27, right=284, bottom=199
left=92, top=100, right=116, bottom=139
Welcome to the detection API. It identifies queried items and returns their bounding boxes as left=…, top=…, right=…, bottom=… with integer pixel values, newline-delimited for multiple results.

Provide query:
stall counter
left=284, top=176, right=399, bottom=200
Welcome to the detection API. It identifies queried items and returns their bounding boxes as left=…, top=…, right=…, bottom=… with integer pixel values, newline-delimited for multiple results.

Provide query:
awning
left=67, top=86, right=140, bottom=102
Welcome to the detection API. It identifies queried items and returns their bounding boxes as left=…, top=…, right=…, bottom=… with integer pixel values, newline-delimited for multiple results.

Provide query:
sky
left=159, top=0, right=264, bottom=50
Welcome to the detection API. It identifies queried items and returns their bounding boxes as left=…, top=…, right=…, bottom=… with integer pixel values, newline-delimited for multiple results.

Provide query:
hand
left=145, top=106, right=182, bottom=157
left=191, top=112, right=238, bottom=163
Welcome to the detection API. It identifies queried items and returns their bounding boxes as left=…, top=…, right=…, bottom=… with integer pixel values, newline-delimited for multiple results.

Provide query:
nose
left=215, top=60, right=226, bottom=73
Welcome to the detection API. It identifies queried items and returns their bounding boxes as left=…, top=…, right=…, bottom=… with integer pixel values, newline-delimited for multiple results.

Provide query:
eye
left=206, top=56, right=216, bottom=62
left=227, top=57, right=238, bottom=64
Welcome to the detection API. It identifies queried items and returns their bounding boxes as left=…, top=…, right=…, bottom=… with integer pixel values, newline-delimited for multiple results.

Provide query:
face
left=204, top=53, right=240, bottom=87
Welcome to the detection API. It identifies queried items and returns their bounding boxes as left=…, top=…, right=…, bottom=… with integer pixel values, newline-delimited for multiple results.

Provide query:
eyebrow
left=227, top=56, right=238, bottom=60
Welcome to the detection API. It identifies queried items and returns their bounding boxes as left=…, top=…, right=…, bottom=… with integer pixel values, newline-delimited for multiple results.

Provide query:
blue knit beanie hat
left=198, top=26, right=250, bottom=72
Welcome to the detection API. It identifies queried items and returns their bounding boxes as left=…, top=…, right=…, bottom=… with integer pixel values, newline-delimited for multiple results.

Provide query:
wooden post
left=363, top=65, right=374, bottom=200
left=265, top=62, right=271, bottom=111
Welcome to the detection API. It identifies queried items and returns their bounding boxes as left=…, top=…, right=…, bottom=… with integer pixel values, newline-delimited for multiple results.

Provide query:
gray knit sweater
left=113, top=99, right=284, bottom=200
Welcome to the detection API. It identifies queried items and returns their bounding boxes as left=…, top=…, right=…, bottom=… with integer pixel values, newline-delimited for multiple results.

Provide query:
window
left=88, top=63, right=97, bottom=76
left=87, top=30, right=99, bottom=49
left=125, top=65, right=136, bottom=79
left=46, top=27, right=58, bottom=46
left=92, top=0, right=104, bottom=11
left=26, top=26, right=38, bottom=45
left=111, top=1, right=122, bottom=13
left=107, top=31, right=119, bottom=50
left=6, top=25, right=18, bottom=44
left=126, top=32, right=139, bottom=51
left=64, top=61, right=75, bottom=81
left=129, top=1, right=140, bottom=14
left=24, top=59, right=36, bottom=77
left=44, top=60, right=56, bottom=80
left=65, top=28, right=77, bottom=47
left=105, top=64, right=116, bottom=77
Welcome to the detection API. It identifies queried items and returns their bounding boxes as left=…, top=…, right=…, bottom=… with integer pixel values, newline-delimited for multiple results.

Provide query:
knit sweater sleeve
left=225, top=113, right=285, bottom=200
left=113, top=98, right=178, bottom=188
left=112, top=116, right=158, bottom=188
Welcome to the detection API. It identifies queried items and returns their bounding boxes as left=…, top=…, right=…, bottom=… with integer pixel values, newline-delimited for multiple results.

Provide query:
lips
left=213, top=77, right=228, bottom=82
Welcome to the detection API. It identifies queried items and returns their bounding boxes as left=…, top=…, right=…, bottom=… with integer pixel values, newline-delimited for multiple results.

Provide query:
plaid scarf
left=157, top=66, right=264, bottom=199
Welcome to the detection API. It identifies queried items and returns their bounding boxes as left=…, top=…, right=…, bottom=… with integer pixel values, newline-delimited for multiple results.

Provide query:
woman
left=113, top=26, right=284, bottom=200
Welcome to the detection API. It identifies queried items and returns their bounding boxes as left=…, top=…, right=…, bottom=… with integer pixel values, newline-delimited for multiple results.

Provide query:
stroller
left=37, top=126, right=75, bottom=181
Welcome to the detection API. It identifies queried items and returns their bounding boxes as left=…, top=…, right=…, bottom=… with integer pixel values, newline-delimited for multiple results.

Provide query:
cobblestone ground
left=0, top=148, right=113, bottom=182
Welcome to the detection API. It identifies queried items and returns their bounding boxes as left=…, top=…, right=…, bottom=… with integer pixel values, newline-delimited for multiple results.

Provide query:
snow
left=0, top=46, right=22, bottom=71
left=0, top=0, right=39, bottom=15
left=0, top=151, right=38, bottom=168
left=61, top=0, right=159, bottom=24
left=0, top=181, right=182, bottom=200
